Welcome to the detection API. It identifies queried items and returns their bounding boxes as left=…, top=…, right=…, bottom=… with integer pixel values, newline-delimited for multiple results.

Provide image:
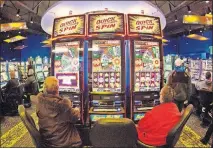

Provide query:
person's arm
left=137, top=111, right=153, bottom=132
left=60, top=99, right=80, bottom=123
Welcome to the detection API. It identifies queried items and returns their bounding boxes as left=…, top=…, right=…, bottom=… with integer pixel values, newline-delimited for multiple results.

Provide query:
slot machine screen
left=92, top=40, right=121, bottom=92
left=1, top=72, right=9, bottom=82
left=134, top=41, right=160, bottom=92
left=36, top=64, right=43, bottom=72
left=37, top=72, right=44, bottom=81
left=54, top=41, right=80, bottom=92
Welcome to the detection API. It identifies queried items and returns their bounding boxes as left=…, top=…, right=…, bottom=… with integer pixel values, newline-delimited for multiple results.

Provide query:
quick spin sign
left=53, top=15, right=85, bottom=38
left=128, top=14, right=161, bottom=36
left=88, top=13, right=125, bottom=34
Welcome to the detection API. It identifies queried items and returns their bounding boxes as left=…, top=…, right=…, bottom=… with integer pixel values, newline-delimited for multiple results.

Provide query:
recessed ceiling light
left=206, top=1, right=209, bottom=3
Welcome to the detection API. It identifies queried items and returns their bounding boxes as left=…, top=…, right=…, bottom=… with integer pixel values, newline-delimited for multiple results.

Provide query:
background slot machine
left=190, top=59, right=202, bottom=84
left=131, top=40, right=161, bottom=122
left=0, top=62, right=9, bottom=88
left=43, top=56, right=49, bottom=78
left=35, top=56, right=45, bottom=90
left=87, top=12, right=126, bottom=124
left=200, top=58, right=212, bottom=81
left=8, top=62, right=19, bottom=79
left=164, top=55, right=174, bottom=83
left=88, top=40, right=126, bottom=123
left=53, top=41, right=84, bottom=124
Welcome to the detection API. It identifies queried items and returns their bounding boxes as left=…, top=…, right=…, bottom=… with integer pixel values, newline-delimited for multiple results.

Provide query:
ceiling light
left=16, top=9, right=20, bottom=17
left=200, top=30, right=203, bottom=32
left=30, top=17, right=33, bottom=23
left=206, top=1, right=209, bottom=3
left=18, top=31, right=21, bottom=34
left=187, top=5, right=191, bottom=13
left=175, top=15, right=178, bottom=22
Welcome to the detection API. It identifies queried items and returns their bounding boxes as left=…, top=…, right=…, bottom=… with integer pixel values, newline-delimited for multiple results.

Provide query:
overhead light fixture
left=175, top=15, right=178, bottom=22
left=18, top=31, right=21, bottom=34
left=187, top=5, right=191, bottom=13
left=206, top=1, right=209, bottom=3
left=200, top=30, right=203, bottom=32
left=30, top=17, right=33, bottom=23
left=16, top=9, right=20, bottom=17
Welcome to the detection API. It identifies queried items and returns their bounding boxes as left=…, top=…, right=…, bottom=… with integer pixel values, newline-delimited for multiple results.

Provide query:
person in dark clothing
left=167, top=58, right=191, bottom=112
left=1, top=70, right=20, bottom=115
left=200, top=116, right=213, bottom=147
left=2, top=71, right=19, bottom=95
left=23, top=69, right=37, bottom=107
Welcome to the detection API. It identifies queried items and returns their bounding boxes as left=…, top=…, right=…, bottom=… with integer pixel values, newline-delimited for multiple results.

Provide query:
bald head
left=43, top=76, right=59, bottom=95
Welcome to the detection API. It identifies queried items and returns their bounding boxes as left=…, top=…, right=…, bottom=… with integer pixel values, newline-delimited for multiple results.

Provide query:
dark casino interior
left=0, top=0, right=213, bottom=148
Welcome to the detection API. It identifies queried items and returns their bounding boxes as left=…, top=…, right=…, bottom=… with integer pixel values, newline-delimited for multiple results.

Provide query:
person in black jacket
left=2, top=70, right=19, bottom=96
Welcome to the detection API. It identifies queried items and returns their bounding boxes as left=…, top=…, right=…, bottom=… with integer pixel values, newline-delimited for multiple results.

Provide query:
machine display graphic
left=8, top=62, right=19, bottom=79
left=54, top=41, right=80, bottom=92
left=134, top=41, right=160, bottom=92
left=92, top=40, right=121, bottom=92
left=190, top=59, right=201, bottom=84
left=200, top=59, right=212, bottom=81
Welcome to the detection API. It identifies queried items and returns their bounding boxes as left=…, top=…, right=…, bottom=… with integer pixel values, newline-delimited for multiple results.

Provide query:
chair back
left=89, top=118, right=137, bottom=148
left=166, top=104, right=193, bottom=147
left=18, top=105, right=43, bottom=147
left=199, top=90, right=213, bottom=107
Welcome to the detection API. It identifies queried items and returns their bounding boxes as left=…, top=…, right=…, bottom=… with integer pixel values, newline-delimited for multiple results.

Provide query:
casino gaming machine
left=0, top=62, right=9, bottom=88
left=163, top=55, right=176, bottom=83
left=200, top=58, right=212, bottom=81
left=87, top=12, right=126, bottom=123
left=43, top=56, right=49, bottom=78
left=189, top=59, right=202, bottom=84
left=51, top=14, right=86, bottom=125
left=8, top=62, right=19, bottom=79
left=35, top=56, right=45, bottom=90
left=127, top=14, right=163, bottom=122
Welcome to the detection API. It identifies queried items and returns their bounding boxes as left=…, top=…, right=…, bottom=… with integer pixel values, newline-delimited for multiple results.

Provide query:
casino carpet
left=0, top=97, right=211, bottom=148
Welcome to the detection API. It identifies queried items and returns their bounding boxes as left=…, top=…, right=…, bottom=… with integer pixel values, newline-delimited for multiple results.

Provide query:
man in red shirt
left=137, top=85, right=181, bottom=146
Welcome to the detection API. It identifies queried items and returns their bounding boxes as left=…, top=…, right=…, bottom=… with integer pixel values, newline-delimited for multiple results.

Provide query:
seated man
left=2, top=70, right=19, bottom=95
left=195, top=71, right=212, bottom=92
left=36, top=76, right=82, bottom=147
left=137, top=85, right=181, bottom=146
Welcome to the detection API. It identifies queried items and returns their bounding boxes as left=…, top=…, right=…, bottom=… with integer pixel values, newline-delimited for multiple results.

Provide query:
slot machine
left=189, top=59, right=202, bottom=84
left=127, top=14, right=163, bottom=122
left=8, top=62, right=19, bottom=79
left=87, top=12, right=126, bottom=124
left=0, top=62, right=9, bottom=88
left=164, top=55, right=174, bottom=83
left=43, top=56, right=49, bottom=78
left=200, top=58, right=212, bottom=81
left=35, top=56, right=45, bottom=90
left=51, top=14, right=86, bottom=125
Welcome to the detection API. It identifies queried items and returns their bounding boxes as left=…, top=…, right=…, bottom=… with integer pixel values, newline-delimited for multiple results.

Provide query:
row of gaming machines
left=0, top=56, right=50, bottom=89
left=189, top=58, right=212, bottom=84
left=50, top=12, right=164, bottom=125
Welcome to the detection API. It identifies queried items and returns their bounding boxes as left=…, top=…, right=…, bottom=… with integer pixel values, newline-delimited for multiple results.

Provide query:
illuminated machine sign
left=4, top=35, right=27, bottom=43
left=90, top=114, right=123, bottom=122
left=128, top=14, right=161, bottom=36
left=88, top=13, right=125, bottom=35
left=52, top=15, right=85, bottom=38
left=56, top=73, right=79, bottom=92
left=0, top=22, right=28, bottom=32
left=183, top=15, right=212, bottom=25
left=54, top=41, right=80, bottom=92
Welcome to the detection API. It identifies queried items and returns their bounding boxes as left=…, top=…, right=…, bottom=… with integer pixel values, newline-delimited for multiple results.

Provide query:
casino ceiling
left=0, top=0, right=212, bottom=41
